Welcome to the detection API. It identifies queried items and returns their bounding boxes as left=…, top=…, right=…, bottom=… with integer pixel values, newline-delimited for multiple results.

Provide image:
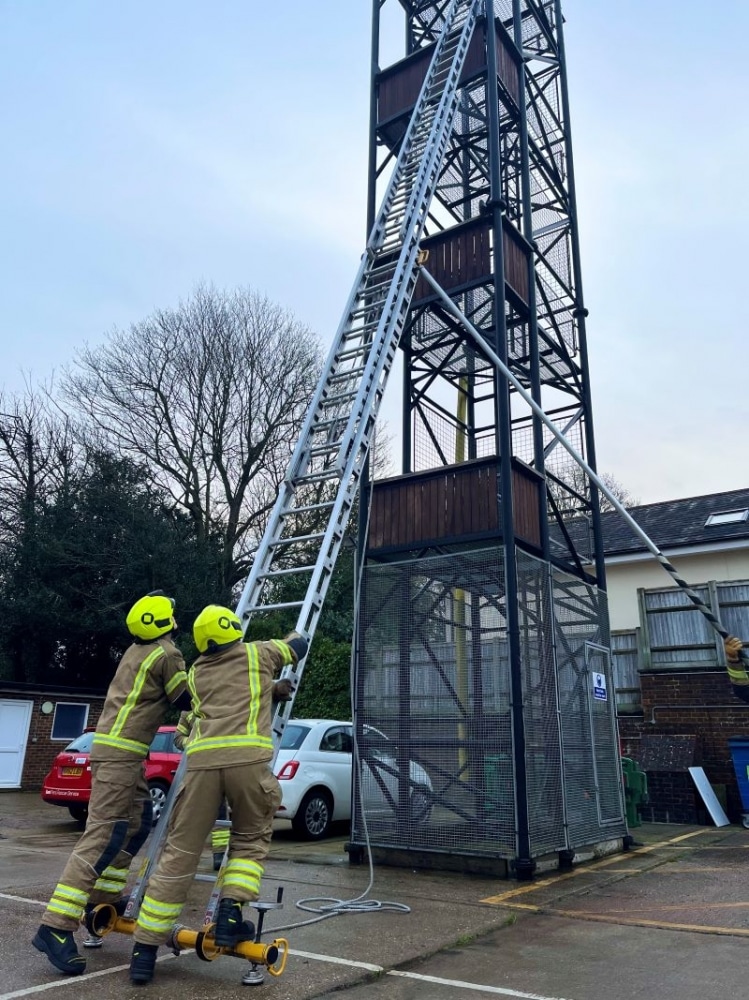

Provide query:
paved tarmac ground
left=2, top=791, right=749, bottom=1000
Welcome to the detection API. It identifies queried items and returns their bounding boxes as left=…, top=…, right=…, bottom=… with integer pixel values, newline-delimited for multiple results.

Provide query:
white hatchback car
left=274, top=719, right=433, bottom=840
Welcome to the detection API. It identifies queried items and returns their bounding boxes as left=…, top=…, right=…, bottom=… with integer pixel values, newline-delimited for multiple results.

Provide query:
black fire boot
left=129, top=942, right=158, bottom=985
left=212, top=852, right=224, bottom=872
left=32, top=925, right=86, bottom=976
left=214, top=898, right=253, bottom=947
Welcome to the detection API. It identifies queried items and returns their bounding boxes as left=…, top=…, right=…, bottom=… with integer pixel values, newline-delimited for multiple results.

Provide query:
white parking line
left=289, top=948, right=383, bottom=972
left=0, top=893, right=45, bottom=907
left=390, top=970, right=574, bottom=999
left=0, top=891, right=575, bottom=1000
left=0, top=954, right=187, bottom=1000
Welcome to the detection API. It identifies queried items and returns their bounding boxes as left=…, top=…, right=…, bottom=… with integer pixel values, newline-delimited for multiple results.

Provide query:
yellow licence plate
left=62, top=767, right=83, bottom=776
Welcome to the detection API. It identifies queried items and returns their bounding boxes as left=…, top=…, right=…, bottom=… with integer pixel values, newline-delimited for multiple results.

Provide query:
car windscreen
left=149, top=731, right=176, bottom=753
left=64, top=732, right=95, bottom=753
left=280, top=724, right=311, bottom=751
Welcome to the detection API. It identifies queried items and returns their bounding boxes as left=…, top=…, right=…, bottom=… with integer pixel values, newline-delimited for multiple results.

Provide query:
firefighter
left=725, top=635, right=749, bottom=703
left=129, top=605, right=306, bottom=985
left=32, top=592, right=191, bottom=976
left=174, top=676, right=293, bottom=873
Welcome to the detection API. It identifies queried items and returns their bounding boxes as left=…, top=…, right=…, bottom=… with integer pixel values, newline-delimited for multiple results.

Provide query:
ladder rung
left=281, top=500, right=335, bottom=516
left=309, top=443, right=341, bottom=458
left=259, top=564, right=316, bottom=580
left=336, top=346, right=368, bottom=362
left=295, top=471, right=341, bottom=485
left=244, top=600, right=304, bottom=614
left=269, top=532, right=325, bottom=547
left=329, top=367, right=366, bottom=384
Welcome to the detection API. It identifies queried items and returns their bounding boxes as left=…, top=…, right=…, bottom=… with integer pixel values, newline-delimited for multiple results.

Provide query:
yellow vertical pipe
left=455, top=379, right=469, bottom=780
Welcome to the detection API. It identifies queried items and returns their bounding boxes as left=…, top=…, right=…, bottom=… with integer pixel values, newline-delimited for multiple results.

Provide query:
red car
left=41, top=725, right=182, bottom=825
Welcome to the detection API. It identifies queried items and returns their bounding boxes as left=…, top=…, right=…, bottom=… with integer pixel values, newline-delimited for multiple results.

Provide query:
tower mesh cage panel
left=550, top=562, right=625, bottom=845
left=353, top=548, right=516, bottom=858
left=516, top=550, right=565, bottom=856
left=353, top=547, right=625, bottom=862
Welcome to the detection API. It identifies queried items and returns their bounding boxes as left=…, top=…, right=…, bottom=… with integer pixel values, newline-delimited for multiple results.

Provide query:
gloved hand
left=725, top=636, right=744, bottom=663
left=283, top=631, right=303, bottom=643
left=272, top=678, right=294, bottom=703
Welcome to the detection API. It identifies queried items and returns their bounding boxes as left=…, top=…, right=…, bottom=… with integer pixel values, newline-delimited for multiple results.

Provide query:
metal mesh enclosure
left=547, top=561, right=625, bottom=846
left=353, top=546, right=626, bottom=865
left=353, top=549, right=516, bottom=858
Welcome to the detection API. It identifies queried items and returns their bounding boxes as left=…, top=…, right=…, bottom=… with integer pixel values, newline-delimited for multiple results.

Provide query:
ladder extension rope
left=420, top=268, right=749, bottom=683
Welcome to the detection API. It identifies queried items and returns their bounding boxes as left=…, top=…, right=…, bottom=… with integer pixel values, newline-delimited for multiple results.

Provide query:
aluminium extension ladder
left=125, top=0, right=483, bottom=927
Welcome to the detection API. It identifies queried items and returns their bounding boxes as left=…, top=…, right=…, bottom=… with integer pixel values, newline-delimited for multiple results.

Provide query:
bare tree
left=547, top=462, right=638, bottom=519
left=61, top=286, right=323, bottom=589
left=0, top=381, right=78, bottom=543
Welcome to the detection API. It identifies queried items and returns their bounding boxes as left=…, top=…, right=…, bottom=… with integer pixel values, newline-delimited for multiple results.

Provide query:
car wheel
left=148, top=780, right=169, bottom=826
left=292, top=789, right=333, bottom=840
left=409, top=785, right=433, bottom=824
left=68, top=805, right=88, bottom=825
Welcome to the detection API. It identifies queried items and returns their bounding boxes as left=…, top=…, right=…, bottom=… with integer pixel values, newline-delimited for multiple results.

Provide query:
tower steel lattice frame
left=351, top=0, right=625, bottom=877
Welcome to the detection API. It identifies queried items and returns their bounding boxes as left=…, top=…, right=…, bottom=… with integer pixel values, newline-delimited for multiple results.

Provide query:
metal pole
left=484, top=0, right=534, bottom=879
left=552, top=0, right=606, bottom=590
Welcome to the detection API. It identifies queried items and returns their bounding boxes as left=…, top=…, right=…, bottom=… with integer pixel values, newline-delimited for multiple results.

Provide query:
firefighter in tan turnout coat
left=129, top=604, right=307, bottom=985
left=33, top=592, right=191, bottom=976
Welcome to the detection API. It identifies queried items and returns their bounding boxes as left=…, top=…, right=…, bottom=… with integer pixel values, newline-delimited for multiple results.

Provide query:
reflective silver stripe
left=108, top=647, right=164, bottom=741
left=186, top=734, right=273, bottom=754
left=92, top=733, right=149, bottom=755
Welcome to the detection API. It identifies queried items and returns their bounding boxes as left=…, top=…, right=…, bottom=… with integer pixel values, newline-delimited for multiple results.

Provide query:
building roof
left=600, top=487, right=749, bottom=557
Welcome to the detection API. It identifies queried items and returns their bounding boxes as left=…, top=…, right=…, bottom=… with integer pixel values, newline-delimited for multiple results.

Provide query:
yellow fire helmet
left=193, top=604, right=244, bottom=654
left=126, top=592, right=176, bottom=642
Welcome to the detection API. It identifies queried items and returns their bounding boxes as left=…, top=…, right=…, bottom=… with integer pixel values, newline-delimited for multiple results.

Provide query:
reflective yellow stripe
left=109, top=647, right=164, bottom=740
left=176, top=712, right=192, bottom=737
left=187, top=670, right=202, bottom=743
left=222, top=875, right=260, bottom=893
left=48, top=900, right=85, bottom=919
left=53, top=883, right=88, bottom=904
left=136, top=912, right=176, bottom=933
left=104, top=866, right=128, bottom=877
left=93, top=733, right=149, bottom=756
left=186, top=735, right=273, bottom=755
left=48, top=883, right=87, bottom=920
left=140, top=895, right=182, bottom=916
left=225, top=859, right=263, bottom=875
left=165, top=669, right=187, bottom=696
left=246, top=644, right=260, bottom=738
left=92, top=879, right=126, bottom=894
left=135, top=895, right=183, bottom=933
left=93, top=869, right=127, bottom=892
left=270, top=639, right=294, bottom=665
left=211, top=830, right=230, bottom=848
left=728, top=664, right=749, bottom=683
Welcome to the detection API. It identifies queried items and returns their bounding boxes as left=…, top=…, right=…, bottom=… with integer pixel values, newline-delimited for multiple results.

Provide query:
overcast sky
left=1, top=1, right=746, bottom=506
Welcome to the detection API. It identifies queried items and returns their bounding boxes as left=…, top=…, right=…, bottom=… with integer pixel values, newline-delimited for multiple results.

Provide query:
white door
left=0, top=700, right=33, bottom=788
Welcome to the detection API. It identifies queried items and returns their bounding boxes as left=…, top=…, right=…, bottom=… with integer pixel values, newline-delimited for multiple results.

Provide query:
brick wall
left=618, top=670, right=749, bottom=822
left=1, top=689, right=106, bottom=790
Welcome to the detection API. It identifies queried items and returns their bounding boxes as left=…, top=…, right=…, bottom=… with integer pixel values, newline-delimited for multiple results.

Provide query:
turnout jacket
left=92, top=636, right=188, bottom=761
left=185, top=638, right=302, bottom=770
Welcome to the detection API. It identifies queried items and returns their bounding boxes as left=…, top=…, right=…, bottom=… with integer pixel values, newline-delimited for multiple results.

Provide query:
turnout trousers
left=42, top=759, right=153, bottom=932
left=134, top=762, right=282, bottom=946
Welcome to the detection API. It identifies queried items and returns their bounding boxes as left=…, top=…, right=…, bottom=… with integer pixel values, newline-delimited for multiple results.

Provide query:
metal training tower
left=349, top=0, right=626, bottom=878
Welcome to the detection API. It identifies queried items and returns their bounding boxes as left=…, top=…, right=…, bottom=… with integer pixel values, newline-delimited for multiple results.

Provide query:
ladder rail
left=120, top=0, right=482, bottom=934
left=238, top=0, right=482, bottom=745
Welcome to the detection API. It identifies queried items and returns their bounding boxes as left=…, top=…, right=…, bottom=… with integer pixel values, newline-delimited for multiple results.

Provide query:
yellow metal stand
left=87, top=904, right=289, bottom=978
